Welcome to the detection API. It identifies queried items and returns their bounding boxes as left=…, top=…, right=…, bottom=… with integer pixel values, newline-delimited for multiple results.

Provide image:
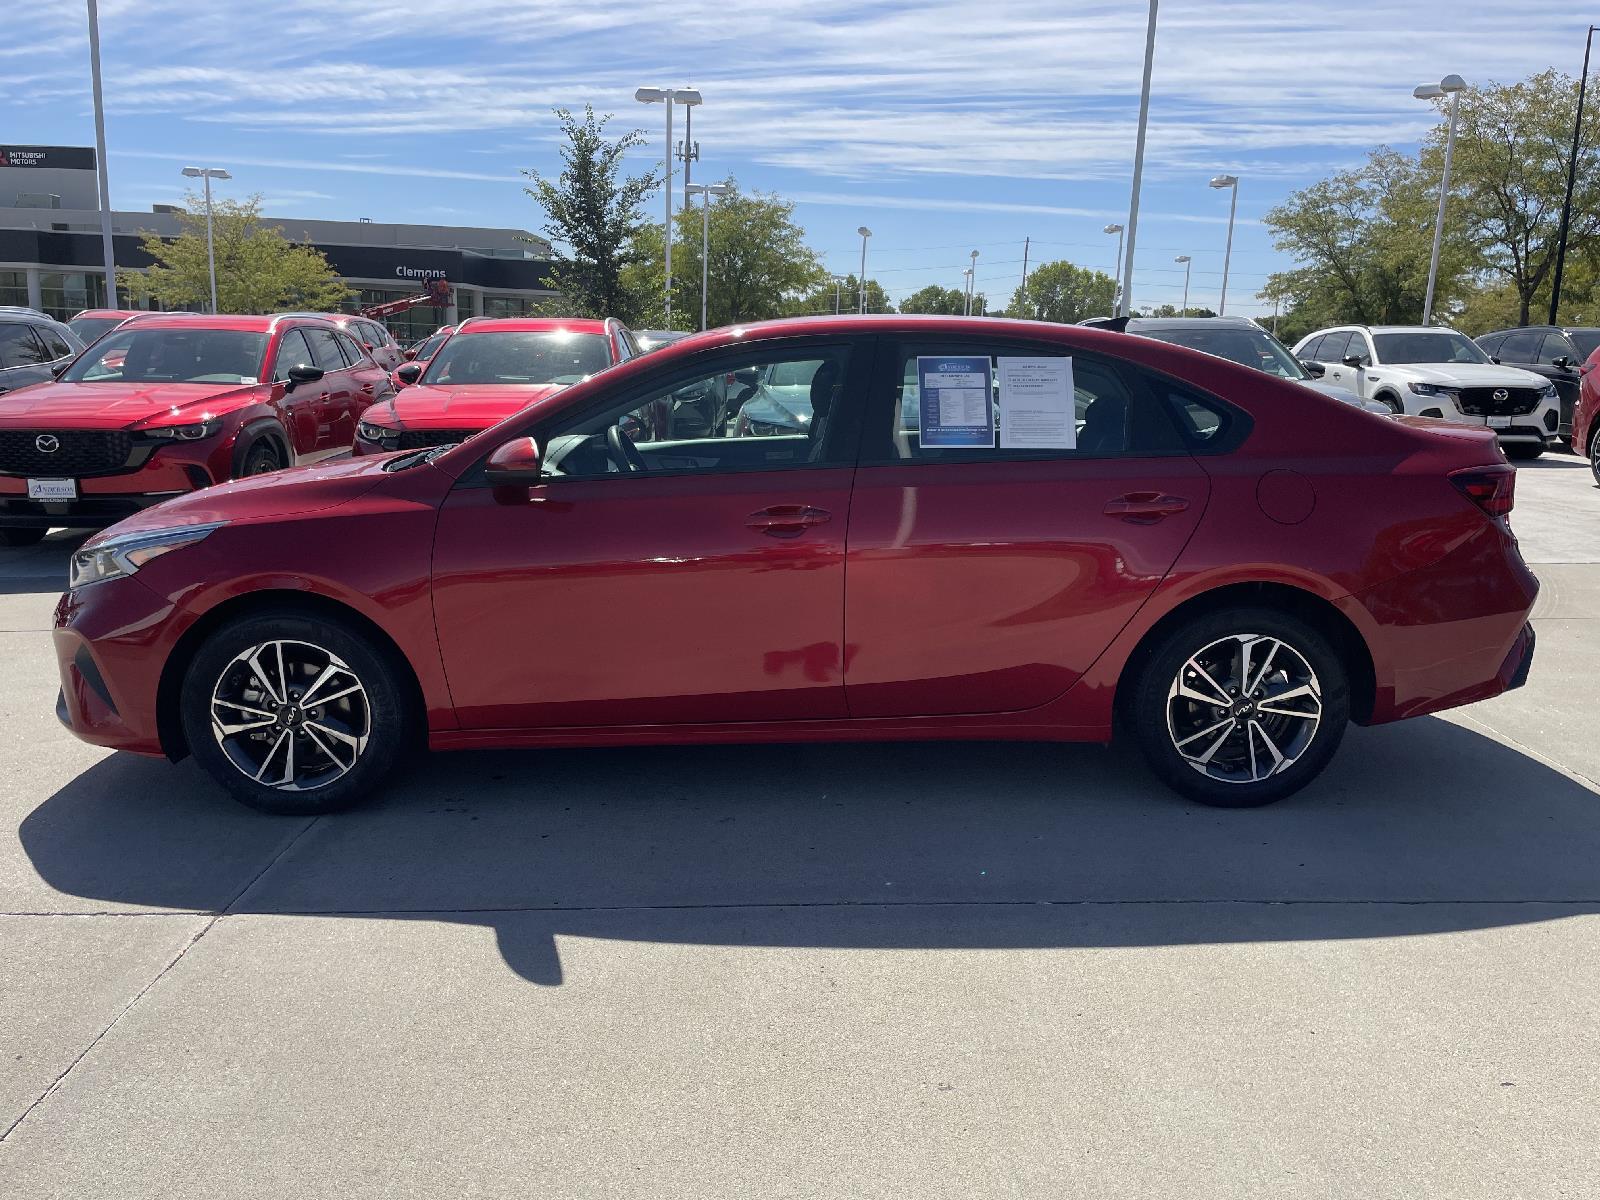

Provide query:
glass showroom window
left=0, top=272, right=27, bottom=309
left=39, top=272, right=101, bottom=322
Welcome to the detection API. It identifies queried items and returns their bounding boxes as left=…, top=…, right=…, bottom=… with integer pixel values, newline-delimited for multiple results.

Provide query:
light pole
left=1209, top=174, right=1239, bottom=315
left=1120, top=0, right=1160, bottom=315
left=685, top=182, right=731, bottom=331
left=962, top=268, right=974, bottom=315
left=966, top=250, right=979, bottom=315
left=831, top=274, right=847, bottom=314
left=1103, top=223, right=1125, bottom=314
left=182, top=166, right=230, bottom=314
left=1414, top=74, right=1466, bottom=326
left=85, top=0, right=117, bottom=305
left=1552, top=32, right=1598, bottom=325
left=635, top=86, right=702, bottom=329
left=1174, top=255, right=1191, bottom=315
left=856, top=227, right=872, bottom=313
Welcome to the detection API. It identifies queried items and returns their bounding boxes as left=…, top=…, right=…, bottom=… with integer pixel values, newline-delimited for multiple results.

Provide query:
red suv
left=0, top=314, right=394, bottom=545
left=278, top=312, right=405, bottom=375
left=52, top=315, right=1536, bottom=814
left=355, top=316, right=632, bottom=452
left=1576, top=346, right=1600, bottom=484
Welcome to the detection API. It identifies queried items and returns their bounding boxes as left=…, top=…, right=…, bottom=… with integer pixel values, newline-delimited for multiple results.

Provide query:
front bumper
left=53, top=575, right=184, bottom=755
left=0, top=492, right=182, bottom=529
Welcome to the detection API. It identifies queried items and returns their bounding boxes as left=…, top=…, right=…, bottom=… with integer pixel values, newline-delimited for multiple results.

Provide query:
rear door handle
left=1104, top=492, right=1189, bottom=523
left=747, top=504, right=831, bottom=538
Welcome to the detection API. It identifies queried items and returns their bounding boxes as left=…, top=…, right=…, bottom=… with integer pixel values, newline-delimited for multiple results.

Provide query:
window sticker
left=916, top=355, right=994, bottom=448
left=997, top=356, right=1076, bottom=449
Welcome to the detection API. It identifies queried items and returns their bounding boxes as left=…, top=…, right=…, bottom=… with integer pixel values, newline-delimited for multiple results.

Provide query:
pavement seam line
left=0, top=913, right=219, bottom=1146
left=1452, top=711, right=1600, bottom=792
left=0, top=817, right=320, bottom=1145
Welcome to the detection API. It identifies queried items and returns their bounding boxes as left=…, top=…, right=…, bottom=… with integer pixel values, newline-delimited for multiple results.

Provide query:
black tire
left=1504, top=443, right=1544, bottom=461
left=1376, top=392, right=1406, bottom=416
left=179, top=611, right=412, bottom=815
left=239, top=440, right=283, bottom=477
left=1128, top=607, right=1350, bottom=808
left=0, top=527, right=48, bottom=548
left=1589, top=430, right=1600, bottom=487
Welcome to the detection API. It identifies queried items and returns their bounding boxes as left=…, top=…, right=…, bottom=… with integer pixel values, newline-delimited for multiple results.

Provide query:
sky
left=4, top=0, right=1586, bottom=319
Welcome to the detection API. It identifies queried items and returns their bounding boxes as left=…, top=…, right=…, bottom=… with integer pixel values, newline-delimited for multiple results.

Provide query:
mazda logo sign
left=1492, top=388, right=1509, bottom=402
left=34, top=434, right=59, bottom=454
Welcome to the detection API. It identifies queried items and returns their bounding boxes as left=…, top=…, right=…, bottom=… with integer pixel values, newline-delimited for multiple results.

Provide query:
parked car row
left=45, top=313, right=1537, bottom=815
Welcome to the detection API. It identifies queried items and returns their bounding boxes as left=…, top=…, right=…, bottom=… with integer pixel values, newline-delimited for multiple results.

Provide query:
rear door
left=842, top=335, right=1209, bottom=718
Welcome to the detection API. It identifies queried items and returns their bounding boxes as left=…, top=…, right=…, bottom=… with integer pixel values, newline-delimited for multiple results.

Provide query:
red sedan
left=353, top=316, right=633, bottom=452
left=51, top=315, right=1537, bottom=814
left=0, top=314, right=394, bottom=544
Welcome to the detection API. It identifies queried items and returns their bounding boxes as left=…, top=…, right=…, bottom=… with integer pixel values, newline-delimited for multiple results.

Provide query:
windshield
left=1139, top=326, right=1307, bottom=380
left=1372, top=331, right=1490, bottom=365
left=1568, top=330, right=1600, bottom=360
left=421, top=331, right=611, bottom=386
left=63, top=328, right=269, bottom=384
left=66, top=316, right=125, bottom=346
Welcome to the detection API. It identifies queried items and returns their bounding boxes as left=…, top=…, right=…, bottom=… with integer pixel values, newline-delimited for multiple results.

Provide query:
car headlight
left=1408, top=382, right=1460, bottom=398
left=141, top=418, right=220, bottom=441
left=357, top=419, right=397, bottom=443
left=69, top=523, right=223, bottom=590
left=1539, top=383, right=1558, bottom=399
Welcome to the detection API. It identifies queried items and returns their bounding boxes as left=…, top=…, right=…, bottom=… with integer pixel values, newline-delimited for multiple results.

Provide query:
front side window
left=872, top=343, right=1136, bottom=462
left=68, top=316, right=124, bottom=346
left=334, top=331, right=367, bottom=367
left=1568, top=330, right=1600, bottom=360
left=272, top=329, right=316, bottom=381
left=1344, top=332, right=1372, bottom=365
left=1497, top=328, right=1541, bottom=361
left=537, top=347, right=850, bottom=481
left=40, top=326, right=77, bottom=360
left=425, top=331, right=612, bottom=386
left=1313, top=331, right=1352, bottom=363
left=1537, top=332, right=1578, bottom=365
left=66, top=328, right=268, bottom=384
left=1372, top=330, right=1490, bottom=365
left=305, top=328, right=347, bottom=372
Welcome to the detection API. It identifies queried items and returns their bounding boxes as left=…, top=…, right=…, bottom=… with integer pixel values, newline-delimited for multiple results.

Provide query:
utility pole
left=1120, top=0, right=1160, bottom=316
left=86, top=0, right=117, bottom=304
left=1019, top=236, right=1030, bottom=311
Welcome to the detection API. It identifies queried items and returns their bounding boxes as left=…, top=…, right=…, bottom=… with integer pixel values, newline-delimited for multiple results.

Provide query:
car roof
left=98, top=314, right=335, bottom=333
left=1477, top=324, right=1600, bottom=335
left=0, top=306, right=67, bottom=326
left=71, top=309, right=145, bottom=320
left=1115, top=316, right=1264, bottom=331
left=453, top=316, right=611, bottom=335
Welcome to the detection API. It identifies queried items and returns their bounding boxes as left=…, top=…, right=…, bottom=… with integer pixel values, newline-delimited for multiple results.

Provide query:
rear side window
left=1162, top=386, right=1237, bottom=447
left=335, top=331, right=367, bottom=366
left=868, top=343, right=1142, bottom=463
left=0, top=324, right=48, bottom=369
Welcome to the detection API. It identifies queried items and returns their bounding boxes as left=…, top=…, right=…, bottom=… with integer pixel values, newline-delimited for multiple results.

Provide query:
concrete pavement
left=1, top=451, right=1597, bottom=1197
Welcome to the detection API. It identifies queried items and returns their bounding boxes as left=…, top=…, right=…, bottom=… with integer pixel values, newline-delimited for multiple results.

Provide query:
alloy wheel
left=1165, top=633, right=1323, bottom=785
left=209, top=639, right=370, bottom=791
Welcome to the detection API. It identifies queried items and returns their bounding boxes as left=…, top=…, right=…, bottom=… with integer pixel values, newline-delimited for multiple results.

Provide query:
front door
left=843, top=337, right=1210, bottom=719
left=431, top=340, right=865, bottom=730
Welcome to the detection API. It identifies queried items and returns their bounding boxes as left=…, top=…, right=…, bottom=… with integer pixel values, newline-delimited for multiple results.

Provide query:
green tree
left=128, top=194, right=348, bottom=313
left=625, top=183, right=828, bottom=328
left=1007, top=261, right=1116, bottom=323
left=898, top=284, right=968, bottom=314
left=788, top=274, right=893, bottom=316
left=1138, top=303, right=1218, bottom=318
left=524, top=105, right=661, bottom=322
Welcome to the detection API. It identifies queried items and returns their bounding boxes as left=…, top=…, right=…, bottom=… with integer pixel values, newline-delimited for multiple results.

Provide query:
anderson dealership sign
left=2, top=145, right=97, bottom=171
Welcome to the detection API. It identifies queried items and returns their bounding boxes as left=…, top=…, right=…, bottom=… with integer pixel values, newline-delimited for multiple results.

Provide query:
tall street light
left=1174, top=255, right=1191, bottom=315
left=85, top=0, right=117, bottom=305
left=857, top=226, right=872, bottom=313
left=966, top=249, right=979, bottom=315
left=962, top=268, right=974, bottom=315
left=1120, top=0, right=1160, bottom=315
left=1103, top=223, right=1125, bottom=314
left=635, top=86, right=702, bottom=329
left=1209, top=174, right=1239, bottom=315
left=182, top=166, right=230, bottom=314
left=1552, top=31, right=1598, bottom=325
left=685, top=181, right=731, bottom=331
left=831, top=274, right=847, bottom=314
left=1414, top=74, right=1466, bottom=326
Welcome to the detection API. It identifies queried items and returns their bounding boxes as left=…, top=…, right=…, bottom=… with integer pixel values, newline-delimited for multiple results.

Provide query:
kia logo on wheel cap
left=34, top=434, right=59, bottom=454
left=1492, top=388, right=1509, bottom=402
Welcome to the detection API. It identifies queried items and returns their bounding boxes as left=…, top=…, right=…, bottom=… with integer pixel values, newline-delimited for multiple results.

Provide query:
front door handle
left=747, top=504, right=831, bottom=538
left=1104, top=492, right=1189, bottom=523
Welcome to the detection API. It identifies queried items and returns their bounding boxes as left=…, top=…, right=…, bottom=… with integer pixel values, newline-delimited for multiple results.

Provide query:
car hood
left=370, top=383, right=568, bottom=429
left=87, top=452, right=398, bottom=545
left=0, top=379, right=262, bottom=428
left=1380, top=362, right=1549, bottom=388
left=1296, top=378, right=1392, bottom=414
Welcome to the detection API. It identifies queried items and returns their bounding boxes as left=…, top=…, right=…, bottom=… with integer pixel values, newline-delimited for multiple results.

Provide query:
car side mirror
left=403, top=348, right=418, bottom=361
left=395, top=362, right=424, bottom=387
left=485, top=437, right=542, bottom=488
left=284, top=363, right=324, bottom=391
left=1341, top=354, right=1364, bottom=369
left=1553, top=355, right=1573, bottom=371
left=1300, top=359, right=1326, bottom=377
left=50, top=360, right=71, bottom=378
left=1489, top=356, right=1501, bottom=365
left=732, top=368, right=762, bottom=386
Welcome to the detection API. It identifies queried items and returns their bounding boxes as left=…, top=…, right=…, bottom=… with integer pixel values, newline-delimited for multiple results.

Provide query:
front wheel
left=1589, top=432, right=1600, bottom=486
left=0, top=527, right=48, bottom=548
left=238, top=440, right=283, bottom=477
left=179, top=611, right=412, bottom=814
left=1128, top=608, right=1350, bottom=808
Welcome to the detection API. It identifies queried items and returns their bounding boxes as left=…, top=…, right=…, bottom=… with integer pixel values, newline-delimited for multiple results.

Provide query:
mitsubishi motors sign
left=1, top=145, right=97, bottom=170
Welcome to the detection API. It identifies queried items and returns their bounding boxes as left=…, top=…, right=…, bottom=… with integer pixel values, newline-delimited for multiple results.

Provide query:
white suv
left=1293, top=325, right=1560, bottom=459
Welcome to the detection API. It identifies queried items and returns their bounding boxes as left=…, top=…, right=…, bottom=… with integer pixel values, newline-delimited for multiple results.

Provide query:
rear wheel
left=179, top=611, right=411, bottom=814
left=0, top=527, right=48, bottom=548
left=1129, top=607, right=1350, bottom=808
left=239, top=440, right=283, bottom=477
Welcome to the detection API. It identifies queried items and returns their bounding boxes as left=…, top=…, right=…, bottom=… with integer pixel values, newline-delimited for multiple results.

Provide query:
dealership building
left=0, top=145, right=559, bottom=340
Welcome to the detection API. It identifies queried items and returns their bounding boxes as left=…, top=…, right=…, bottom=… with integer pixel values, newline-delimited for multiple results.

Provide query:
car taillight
left=1450, top=465, right=1515, bottom=519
